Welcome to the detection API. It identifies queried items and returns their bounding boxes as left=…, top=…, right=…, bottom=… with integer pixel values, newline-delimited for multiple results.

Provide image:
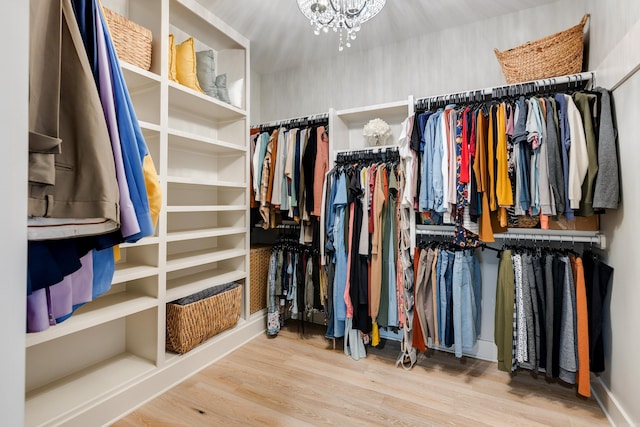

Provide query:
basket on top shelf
left=494, top=14, right=589, bottom=84
left=103, top=6, right=153, bottom=71
left=166, top=282, right=242, bottom=354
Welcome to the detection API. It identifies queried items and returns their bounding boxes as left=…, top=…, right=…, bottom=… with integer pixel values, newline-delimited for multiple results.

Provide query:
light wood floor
left=113, top=322, right=609, bottom=427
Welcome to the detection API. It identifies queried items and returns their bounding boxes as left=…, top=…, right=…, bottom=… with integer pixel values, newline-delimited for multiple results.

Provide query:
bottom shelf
left=25, top=353, right=155, bottom=426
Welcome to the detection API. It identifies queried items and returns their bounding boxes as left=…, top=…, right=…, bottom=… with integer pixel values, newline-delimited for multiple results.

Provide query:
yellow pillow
left=175, top=37, right=204, bottom=93
left=168, top=34, right=177, bottom=82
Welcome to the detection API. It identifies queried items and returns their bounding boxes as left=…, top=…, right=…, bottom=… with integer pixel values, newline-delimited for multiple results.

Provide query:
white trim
left=591, top=375, right=634, bottom=427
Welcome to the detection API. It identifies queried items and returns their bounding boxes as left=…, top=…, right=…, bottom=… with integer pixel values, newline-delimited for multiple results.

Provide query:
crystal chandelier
left=297, top=0, right=386, bottom=51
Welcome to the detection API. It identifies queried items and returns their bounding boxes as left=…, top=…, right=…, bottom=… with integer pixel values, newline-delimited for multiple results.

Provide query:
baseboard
left=590, top=375, right=634, bottom=426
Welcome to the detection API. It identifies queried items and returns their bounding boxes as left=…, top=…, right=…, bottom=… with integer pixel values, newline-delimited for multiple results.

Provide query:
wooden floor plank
left=112, top=323, right=609, bottom=426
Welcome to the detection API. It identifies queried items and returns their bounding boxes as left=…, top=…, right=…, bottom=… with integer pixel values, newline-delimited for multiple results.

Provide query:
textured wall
left=258, top=1, right=584, bottom=122
left=585, top=1, right=640, bottom=425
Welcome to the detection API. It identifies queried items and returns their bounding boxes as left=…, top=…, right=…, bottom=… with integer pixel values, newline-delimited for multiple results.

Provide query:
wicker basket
left=494, top=14, right=589, bottom=84
left=103, top=7, right=152, bottom=71
left=166, top=284, right=242, bottom=354
left=250, top=246, right=271, bottom=314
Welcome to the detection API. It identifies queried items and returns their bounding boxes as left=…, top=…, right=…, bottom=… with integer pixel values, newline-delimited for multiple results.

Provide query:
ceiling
left=198, top=0, right=559, bottom=75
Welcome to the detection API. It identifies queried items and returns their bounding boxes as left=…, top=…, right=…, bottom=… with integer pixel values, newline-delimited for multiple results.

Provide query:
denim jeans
left=438, top=250, right=454, bottom=347
left=453, top=250, right=479, bottom=357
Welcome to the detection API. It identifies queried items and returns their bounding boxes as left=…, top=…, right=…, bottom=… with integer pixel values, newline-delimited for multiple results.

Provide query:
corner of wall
left=250, top=68, right=261, bottom=125
left=591, top=376, right=635, bottom=426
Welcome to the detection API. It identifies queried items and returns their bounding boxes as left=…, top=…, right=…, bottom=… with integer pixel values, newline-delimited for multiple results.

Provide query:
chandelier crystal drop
left=297, top=0, right=386, bottom=51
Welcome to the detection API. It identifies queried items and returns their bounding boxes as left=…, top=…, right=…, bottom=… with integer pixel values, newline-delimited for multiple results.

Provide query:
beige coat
left=28, top=0, right=119, bottom=239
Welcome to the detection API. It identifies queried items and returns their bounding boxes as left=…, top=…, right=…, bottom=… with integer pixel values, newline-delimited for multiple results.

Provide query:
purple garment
left=26, top=290, right=49, bottom=333
left=554, top=94, right=574, bottom=220
left=95, top=3, right=139, bottom=238
left=26, top=252, right=94, bottom=333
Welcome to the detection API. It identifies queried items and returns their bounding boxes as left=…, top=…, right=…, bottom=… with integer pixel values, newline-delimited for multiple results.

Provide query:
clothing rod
left=415, top=226, right=605, bottom=249
left=251, top=112, right=329, bottom=129
left=414, top=71, right=595, bottom=107
left=334, top=145, right=398, bottom=159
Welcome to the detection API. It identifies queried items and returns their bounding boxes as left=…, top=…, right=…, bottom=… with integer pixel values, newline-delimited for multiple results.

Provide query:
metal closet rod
left=415, top=226, right=605, bottom=249
left=251, top=112, right=329, bottom=129
left=414, top=71, right=595, bottom=110
left=334, top=145, right=399, bottom=158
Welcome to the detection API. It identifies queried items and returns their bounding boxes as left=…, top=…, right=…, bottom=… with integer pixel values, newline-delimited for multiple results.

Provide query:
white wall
left=250, top=68, right=261, bottom=125
left=595, top=72, right=640, bottom=426
left=584, top=2, right=640, bottom=425
left=0, top=1, right=27, bottom=425
left=259, top=1, right=585, bottom=122
left=255, top=0, right=640, bottom=425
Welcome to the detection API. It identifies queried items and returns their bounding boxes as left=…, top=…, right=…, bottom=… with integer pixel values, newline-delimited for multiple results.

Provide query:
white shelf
left=168, top=81, right=245, bottom=121
left=25, top=353, right=155, bottom=427
left=166, top=248, right=246, bottom=272
left=166, top=226, right=246, bottom=242
left=112, top=263, right=158, bottom=284
left=23, top=0, right=250, bottom=424
left=166, top=175, right=245, bottom=188
left=166, top=204, right=245, bottom=212
left=166, top=268, right=247, bottom=301
left=119, top=236, right=160, bottom=248
left=138, top=120, right=162, bottom=133
left=26, top=293, right=158, bottom=348
left=168, top=128, right=246, bottom=153
left=119, top=61, right=161, bottom=93
left=335, top=100, right=409, bottom=124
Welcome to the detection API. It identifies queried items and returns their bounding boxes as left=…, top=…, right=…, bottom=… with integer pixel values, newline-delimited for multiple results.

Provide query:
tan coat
left=28, top=0, right=119, bottom=239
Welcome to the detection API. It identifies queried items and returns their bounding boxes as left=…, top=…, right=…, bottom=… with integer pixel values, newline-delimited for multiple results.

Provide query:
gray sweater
left=592, top=88, right=620, bottom=209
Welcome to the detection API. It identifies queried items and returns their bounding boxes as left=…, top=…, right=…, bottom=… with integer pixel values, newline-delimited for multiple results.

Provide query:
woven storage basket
left=250, top=246, right=271, bottom=314
left=166, top=284, right=242, bottom=354
left=494, top=14, right=589, bottom=84
left=103, top=7, right=152, bottom=71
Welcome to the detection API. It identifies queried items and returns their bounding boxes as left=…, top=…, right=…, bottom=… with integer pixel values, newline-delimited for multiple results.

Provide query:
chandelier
left=297, top=0, right=386, bottom=51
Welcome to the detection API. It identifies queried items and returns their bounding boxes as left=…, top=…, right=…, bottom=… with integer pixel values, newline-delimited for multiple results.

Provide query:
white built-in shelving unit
left=24, top=1, right=264, bottom=425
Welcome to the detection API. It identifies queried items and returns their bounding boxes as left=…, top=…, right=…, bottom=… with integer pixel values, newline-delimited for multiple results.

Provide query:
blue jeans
left=438, top=250, right=454, bottom=347
left=452, top=250, right=481, bottom=357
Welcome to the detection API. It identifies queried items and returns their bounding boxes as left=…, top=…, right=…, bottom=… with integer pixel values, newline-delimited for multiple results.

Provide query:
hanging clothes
left=414, top=86, right=620, bottom=240
left=413, top=243, right=482, bottom=358
left=493, top=245, right=610, bottom=398
left=321, top=148, right=403, bottom=358
left=26, top=0, right=160, bottom=333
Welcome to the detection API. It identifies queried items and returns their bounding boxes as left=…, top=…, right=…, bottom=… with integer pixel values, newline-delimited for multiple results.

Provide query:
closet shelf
left=336, top=100, right=409, bottom=124
left=166, top=248, right=246, bottom=272
left=168, top=81, right=245, bottom=121
left=166, top=268, right=247, bottom=301
left=166, top=226, right=246, bottom=242
left=119, top=61, right=161, bottom=93
left=112, top=264, right=158, bottom=284
left=166, top=204, right=245, bottom=213
left=166, top=175, right=245, bottom=188
left=119, top=236, right=160, bottom=248
left=26, top=293, right=157, bottom=348
left=138, top=120, right=162, bottom=133
left=25, top=353, right=155, bottom=427
left=163, top=317, right=248, bottom=365
left=415, top=225, right=605, bottom=248
left=168, top=128, right=247, bottom=154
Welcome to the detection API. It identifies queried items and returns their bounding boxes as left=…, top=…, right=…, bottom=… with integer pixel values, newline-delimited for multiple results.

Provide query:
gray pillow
left=215, top=73, right=231, bottom=104
left=195, top=49, right=216, bottom=96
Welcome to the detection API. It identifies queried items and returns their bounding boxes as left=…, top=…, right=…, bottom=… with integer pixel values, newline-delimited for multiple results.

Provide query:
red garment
left=460, top=107, right=471, bottom=183
left=573, top=256, right=591, bottom=397
left=412, top=246, right=426, bottom=352
left=368, top=165, right=377, bottom=234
